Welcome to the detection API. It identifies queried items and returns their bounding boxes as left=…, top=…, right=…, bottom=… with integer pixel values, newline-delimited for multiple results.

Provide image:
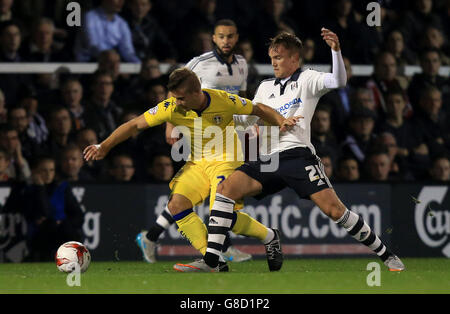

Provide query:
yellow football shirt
left=143, top=88, right=253, bottom=161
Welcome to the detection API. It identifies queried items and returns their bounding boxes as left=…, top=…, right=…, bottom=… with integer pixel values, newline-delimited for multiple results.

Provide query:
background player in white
left=179, top=29, right=405, bottom=272
left=137, top=19, right=254, bottom=263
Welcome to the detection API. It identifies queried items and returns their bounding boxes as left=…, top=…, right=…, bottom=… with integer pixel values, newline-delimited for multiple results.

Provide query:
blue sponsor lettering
left=277, top=98, right=302, bottom=114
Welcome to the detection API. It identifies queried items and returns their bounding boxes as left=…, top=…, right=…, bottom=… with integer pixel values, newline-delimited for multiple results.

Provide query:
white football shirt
left=185, top=50, right=248, bottom=94
left=245, top=68, right=331, bottom=155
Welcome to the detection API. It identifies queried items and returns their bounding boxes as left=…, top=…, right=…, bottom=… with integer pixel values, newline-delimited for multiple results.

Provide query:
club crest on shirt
left=213, top=115, right=223, bottom=125
left=239, top=97, right=247, bottom=106
left=164, top=101, right=170, bottom=110
left=291, top=82, right=298, bottom=90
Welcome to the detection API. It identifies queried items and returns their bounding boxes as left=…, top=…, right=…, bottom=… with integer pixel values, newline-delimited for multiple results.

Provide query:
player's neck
left=198, top=91, right=209, bottom=111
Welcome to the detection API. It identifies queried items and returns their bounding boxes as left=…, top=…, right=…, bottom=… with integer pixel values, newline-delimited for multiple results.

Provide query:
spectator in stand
left=319, top=0, right=379, bottom=64
left=18, top=94, right=48, bottom=145
left=42, top=106, right=75, bottom=159
left=252, top=0, right=298, bottom=63
left=176, top=0, right=217, bottom=62
left=0, top=20, right=31, bottom=106
left=96, top=49, right=131, bottom=104
left=22, top=155, right=84, bottom=261
left=400, top=0, right=444, bottom=52
left=74, top=0, right=140, bottom=63
left=376, top=88, right=421, bottom=160
left=0, top=89, right=6, bottom=123
left=340, top=107, right=378, bottom=164
left=364, top=150, right=393, bottom=182
left=107, top=153, right=136, bottom=182
left=408, top=48, right=450, bottom=108
left=128, top=56, right=165, bottom=105
left=412, top=86, right=449, bottom=158
left=58, top=144, right=93, bottom=183
left=0, top=19, right=21, bottom=61
left=302, top=38, right=316, bottom=64
left=374, top=132, right=414, bottom=181
left=130, top=79, right=167, bottom=111
left=61, top=78, right=85, bottom=131
left=420, top=26, right=450, bottom=65
left=8, top=105, right=41, bottom=162
left=350, top=87, right=376, bottom=112
left=384, top=29, right=418, bottom=74
left=124, top=0, right=177, bottom=62
left=336, top=155, right=360, bottom=182
left=429, top=154, right=450, bottom=182
left=144, top=153, right=174, bottom=184
left=0, top=148, right=11, bottom=182
left=23, top=18, right=69, bottom=62
left=236, top=38, right=261, bottom=100
left=311, top=104, right=339, bottom=159
left=0, top=0, right=14, bottom=22
left=0, top=124, right=31, bottom=183
left=365, top=51, right=411, bottom=118
left=185, top=28, right=214, bottom=62
left=75, top=127, right=104, bottom=178
left=83, top=71, right=123, bottom=141
left=318, top=150, right=334, bottom=181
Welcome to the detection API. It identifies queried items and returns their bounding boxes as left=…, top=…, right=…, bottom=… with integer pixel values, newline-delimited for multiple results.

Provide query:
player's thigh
left=169, top=162, right=210, bottom=214
left=309, top=188, right=347, bottom=221
left=208, top=162, right=245, bottom=210
left=216, top=169, right=263, bottom=201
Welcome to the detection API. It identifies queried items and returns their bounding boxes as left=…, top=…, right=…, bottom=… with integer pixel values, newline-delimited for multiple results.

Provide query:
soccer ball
left=55, top=241, right=91, bottom=273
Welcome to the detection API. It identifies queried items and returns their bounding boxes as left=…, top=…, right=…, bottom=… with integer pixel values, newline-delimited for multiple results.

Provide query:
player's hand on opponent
left=321, top=28, right=340, bottom=51
left=83, top=144, right=108, bottom=161
left=280, top=115, right=303, bottom=132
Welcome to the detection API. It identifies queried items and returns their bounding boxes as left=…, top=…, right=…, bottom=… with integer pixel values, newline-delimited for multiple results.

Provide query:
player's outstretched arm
left=83, top=114, right=150, bottom=161
left=321, top=28, right=347, bottom=89
left=251, top=103, right=302, bottom=132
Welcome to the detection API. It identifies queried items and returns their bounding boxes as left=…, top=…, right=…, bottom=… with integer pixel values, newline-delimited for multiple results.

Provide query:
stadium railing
left=0, top=63, right=448, bottom=77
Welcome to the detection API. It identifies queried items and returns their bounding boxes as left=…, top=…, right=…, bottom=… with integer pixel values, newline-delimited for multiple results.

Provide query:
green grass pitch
left=1, top=258, right=448, bottom=294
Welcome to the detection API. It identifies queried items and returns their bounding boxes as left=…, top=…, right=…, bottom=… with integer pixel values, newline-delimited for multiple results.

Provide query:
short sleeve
left=143, top=101, right=171, bottom=127
left=230, top=93, right=253, bottom=115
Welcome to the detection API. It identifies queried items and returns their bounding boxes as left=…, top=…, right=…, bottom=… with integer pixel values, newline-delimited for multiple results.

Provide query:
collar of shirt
left=193, top=90, right=211, bottom=117
left=274, top=68, right=302, bottom=86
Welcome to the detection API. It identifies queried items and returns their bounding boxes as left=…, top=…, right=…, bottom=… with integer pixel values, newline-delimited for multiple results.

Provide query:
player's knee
left=216, top=181, right=233, bottom=199
left=167, top=198, right=185, bottom=216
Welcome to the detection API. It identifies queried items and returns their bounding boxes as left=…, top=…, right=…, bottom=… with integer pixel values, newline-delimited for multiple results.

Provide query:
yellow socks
left=173, top=209, right=207, bottom=255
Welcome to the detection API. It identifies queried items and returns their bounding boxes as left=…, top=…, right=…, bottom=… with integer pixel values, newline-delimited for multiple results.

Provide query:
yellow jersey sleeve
left=143, top=101, right=172, bottom=127
left=227, top=93, right=253, bottom=116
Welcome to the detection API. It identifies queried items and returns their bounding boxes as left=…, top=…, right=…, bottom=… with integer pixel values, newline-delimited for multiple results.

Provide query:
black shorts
left=236, top=147, right=332, bottom=200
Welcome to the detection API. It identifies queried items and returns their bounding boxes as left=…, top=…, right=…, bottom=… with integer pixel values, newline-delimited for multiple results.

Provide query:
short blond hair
left=167, top=68, right=201, bottom=94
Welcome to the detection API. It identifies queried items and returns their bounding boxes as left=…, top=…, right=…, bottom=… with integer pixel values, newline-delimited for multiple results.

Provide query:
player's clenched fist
left=83, top=144, right=108, bottom=161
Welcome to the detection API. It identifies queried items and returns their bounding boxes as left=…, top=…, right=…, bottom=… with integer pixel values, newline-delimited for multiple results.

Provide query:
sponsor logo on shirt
left=276, top=97, right=302, bottom=115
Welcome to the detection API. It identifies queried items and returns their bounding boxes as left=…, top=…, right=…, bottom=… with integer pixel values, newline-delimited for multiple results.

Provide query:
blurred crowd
left=0, top=0, right=448, bottom=189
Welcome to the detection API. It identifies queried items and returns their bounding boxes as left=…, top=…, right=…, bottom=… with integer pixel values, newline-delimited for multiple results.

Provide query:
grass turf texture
left=0, top=258, right=448, bottom=294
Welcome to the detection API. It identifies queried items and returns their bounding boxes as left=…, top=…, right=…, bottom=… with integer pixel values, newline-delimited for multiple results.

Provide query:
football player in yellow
left=84, top=68, right=300, bottom=272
